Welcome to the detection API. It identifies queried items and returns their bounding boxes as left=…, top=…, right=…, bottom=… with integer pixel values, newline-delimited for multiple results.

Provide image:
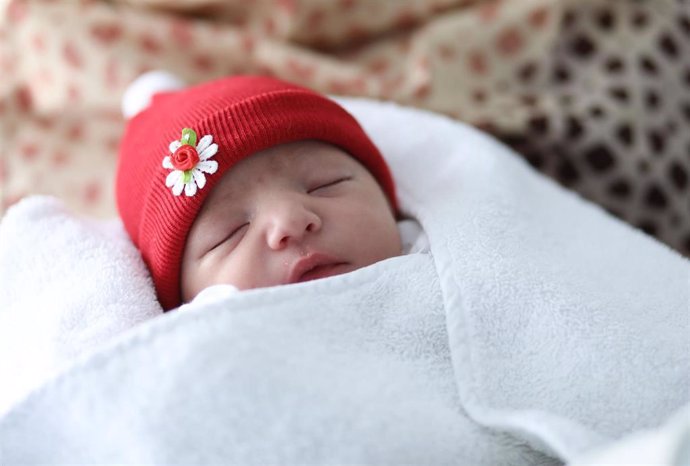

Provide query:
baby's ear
left=121, top=70, right=186, bottom=119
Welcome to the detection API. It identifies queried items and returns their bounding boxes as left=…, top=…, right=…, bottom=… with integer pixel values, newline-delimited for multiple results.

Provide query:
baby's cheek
left=215, top=250, right=266, bottom=290
left=216, top=262, right=245, bottom=289
left=355, top=215, right=401, bottom=263
left=180, top=266, right=207, bottom=304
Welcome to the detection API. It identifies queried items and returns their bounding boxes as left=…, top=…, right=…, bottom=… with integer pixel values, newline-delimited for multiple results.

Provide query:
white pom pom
left=121, top=71, right=186, bottom=119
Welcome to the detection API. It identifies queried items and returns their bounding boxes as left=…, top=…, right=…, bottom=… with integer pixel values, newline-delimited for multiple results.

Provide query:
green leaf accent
left=183, top=170, right=193, bottom=183
left=180, top=128, right=197, bottom=147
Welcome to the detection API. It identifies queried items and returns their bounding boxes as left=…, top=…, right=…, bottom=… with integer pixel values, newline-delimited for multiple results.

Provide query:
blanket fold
left=0, top=99, right=688, bottom=465
left=344, top=99, right=689, bottom=460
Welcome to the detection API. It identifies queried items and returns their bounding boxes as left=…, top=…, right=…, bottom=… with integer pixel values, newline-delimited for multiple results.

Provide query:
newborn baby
left=180, top=139, right=401, bottom=302
left=116, top=73, right=417, bottom=311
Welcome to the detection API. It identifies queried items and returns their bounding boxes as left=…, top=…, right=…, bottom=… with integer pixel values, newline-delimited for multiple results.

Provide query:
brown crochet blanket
left=1, top=0, right=688, bottom=256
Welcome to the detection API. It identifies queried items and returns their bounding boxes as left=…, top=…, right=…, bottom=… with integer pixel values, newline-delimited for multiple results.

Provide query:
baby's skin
left=180, top=140, right=401, bottom=302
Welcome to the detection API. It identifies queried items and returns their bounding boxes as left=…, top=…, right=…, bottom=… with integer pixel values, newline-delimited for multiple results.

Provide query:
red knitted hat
left=116, top=75, right=397, bottom=311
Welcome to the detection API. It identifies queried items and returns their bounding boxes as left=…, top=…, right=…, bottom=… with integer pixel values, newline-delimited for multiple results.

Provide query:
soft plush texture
left=570, top=404, right=690, bottom=466
left=0, top=196, right=163, bottom=415
left=0, top=98, right=688, bottom=465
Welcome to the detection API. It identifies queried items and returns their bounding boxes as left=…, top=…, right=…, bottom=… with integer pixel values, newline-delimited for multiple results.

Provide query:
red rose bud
left=171, top=145, right=200, bottom=171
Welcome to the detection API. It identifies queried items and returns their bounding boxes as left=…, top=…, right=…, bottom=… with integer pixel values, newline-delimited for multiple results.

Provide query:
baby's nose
left=265, top=201, right=322, bottom=249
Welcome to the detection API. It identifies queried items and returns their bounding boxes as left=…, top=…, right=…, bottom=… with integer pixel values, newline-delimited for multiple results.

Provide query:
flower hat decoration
left=163, top=128, right=219, bottom=197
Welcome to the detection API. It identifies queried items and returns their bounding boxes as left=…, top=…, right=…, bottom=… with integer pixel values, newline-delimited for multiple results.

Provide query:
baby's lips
left=286, top=252, right=347, bottom=284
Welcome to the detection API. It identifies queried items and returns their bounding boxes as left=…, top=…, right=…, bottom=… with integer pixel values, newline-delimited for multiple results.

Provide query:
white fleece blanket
left=0, top=98, right=688, bottom=465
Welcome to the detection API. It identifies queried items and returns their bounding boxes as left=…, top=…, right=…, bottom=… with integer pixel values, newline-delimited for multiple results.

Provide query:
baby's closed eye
left=209, top=222, right=249, bottom=252
left=307, top=176, right=353, bottom=194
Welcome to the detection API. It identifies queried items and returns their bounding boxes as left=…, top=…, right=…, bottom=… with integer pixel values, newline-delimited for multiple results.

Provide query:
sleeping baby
left=117, top=72, right=427, bottom=311
left=4, top=70, right=688, bottom=464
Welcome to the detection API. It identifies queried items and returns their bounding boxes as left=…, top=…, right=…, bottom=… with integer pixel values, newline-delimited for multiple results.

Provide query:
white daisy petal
left=199, top=143, right=218, bottom=161
left=166, top=170, right=182, bottom=187
left=169, top=140, right=182, bottom=153
left=196, top=160, right=218, bottom=174
left=196, top=135, right=213, bottom=153
left=192, top=169, right=207, bottom=189
left=162, top=156, right=174, bottom=169
left=185, top=180, right=197, bottom=197
left=172, top=177, right=185, bottom=196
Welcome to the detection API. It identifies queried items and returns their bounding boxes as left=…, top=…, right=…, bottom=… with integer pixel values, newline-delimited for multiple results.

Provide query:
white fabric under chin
left=398, top=217, right=429, bottom=254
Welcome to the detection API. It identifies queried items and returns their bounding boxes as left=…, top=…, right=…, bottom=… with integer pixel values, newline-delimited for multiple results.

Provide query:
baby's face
left=180, top=140, right=401, bottom=302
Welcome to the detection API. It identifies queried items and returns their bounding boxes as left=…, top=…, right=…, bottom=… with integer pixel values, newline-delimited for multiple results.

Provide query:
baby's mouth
left=287, top=253, right=349, bottom=284
left=296, top=262, right=349, bottom=283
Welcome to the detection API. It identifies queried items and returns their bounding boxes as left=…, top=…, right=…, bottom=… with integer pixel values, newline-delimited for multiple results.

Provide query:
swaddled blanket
left=0, top=98, right=688, bottom=465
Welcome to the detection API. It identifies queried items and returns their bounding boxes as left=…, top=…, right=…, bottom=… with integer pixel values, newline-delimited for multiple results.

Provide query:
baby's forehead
left=207, top=140, right=354, bottom=197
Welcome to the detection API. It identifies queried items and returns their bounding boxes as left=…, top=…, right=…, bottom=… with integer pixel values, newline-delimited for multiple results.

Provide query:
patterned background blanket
left=1, top=0, right=688, bottom=256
